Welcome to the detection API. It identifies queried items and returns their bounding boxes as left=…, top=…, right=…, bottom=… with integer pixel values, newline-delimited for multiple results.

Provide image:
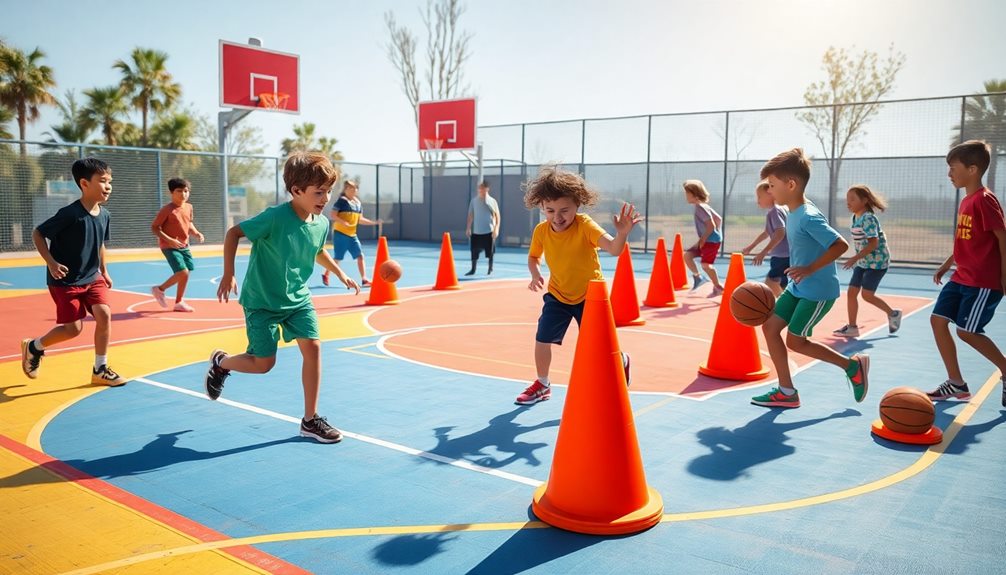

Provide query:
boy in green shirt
left=205, top=152, right=359, bottom=443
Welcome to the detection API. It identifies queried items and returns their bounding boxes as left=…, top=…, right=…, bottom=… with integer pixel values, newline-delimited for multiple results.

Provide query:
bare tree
left=713, top=116, right=759, bottom=202
left=797, top=45, right=905, bottom=224
left=385, top=0, right=473, bottom=172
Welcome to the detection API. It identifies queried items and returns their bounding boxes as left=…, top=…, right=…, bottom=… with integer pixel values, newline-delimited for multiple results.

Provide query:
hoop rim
left=257, top=92, right=290, bottom=110
left=422, top=138, right=445, bottom=151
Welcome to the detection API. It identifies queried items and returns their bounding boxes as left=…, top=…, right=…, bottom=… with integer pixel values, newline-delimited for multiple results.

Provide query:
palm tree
left=150, top=112, right=197, bottom=150
left=318, top=136, right=344, bottom=163
left=0, top=44, right=57, bottom=154
left=43, top=89, right=95, bottom=144
left=0, top=105, right=13, bottom=140
left=82, top=86, right=129, bottom=146
left=114, top=47, right=181, bottom=146
left=281, top=123, right=344, bottom=163
left=957, top=80, right=1006, bottom=195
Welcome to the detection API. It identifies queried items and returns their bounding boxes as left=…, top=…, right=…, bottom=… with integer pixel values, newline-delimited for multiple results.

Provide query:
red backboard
left=418, top=98, right=477, bottom=151
left=219, top=40, right=300, bottom=113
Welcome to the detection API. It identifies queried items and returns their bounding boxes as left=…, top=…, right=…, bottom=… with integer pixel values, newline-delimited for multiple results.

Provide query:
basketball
left=729, top=281, right=776, bottom=327
left=879, top=387, right=935, bottom=434
left=379, top=259, right=402, bottom=283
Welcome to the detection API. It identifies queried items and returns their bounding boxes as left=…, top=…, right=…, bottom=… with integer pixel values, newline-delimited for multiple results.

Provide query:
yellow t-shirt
left=331, top=195, right=362, bottom=237
left=529, top=213, right=606, bottom=305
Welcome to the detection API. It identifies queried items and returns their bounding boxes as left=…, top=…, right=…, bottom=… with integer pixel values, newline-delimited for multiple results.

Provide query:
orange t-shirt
left=152, top=202, right=193, bottom=249
left=529, top=213, right=606, bottom=304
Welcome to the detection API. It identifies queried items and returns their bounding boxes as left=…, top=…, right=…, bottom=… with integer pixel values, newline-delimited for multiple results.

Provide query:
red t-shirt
left=152, top=202, right=193, bottom=249
left=951, top=188, right=1005, bottom=290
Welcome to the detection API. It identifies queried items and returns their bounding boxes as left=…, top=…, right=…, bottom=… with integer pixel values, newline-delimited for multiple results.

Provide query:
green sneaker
left=848, top=354, right=870, bottom=403
left=751, top=387, right=801, bottom=408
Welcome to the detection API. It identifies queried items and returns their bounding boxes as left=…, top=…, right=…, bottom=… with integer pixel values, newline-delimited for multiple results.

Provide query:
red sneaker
left=515, top=380, right=551, bottom=405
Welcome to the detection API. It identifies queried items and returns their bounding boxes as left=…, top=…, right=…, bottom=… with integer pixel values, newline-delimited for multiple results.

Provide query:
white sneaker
left=151, top=286, right=168, bottom=308
left=709, top=286, right=724, bottom=298
left=833, top=324, right=860, bottom=337
left=173, top=301, right=195, bottom=312
left=888, top=309, right=902, bottom=334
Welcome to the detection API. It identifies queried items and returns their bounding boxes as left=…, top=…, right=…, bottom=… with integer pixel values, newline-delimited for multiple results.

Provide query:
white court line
left=133, top=376, right=543, bottom=488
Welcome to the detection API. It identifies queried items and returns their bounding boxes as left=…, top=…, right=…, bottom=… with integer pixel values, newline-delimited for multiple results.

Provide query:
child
left=682, top=180, right=724, bottom=297
left=151, top=177, right=205, bottom=312
left=833, top=185, right=902, bottom=337
left=516, top=165, right=640, bottom=405
left=926, top=140, right=1006, bottom=407
left=321, top=180, right=381, bottom=287
left=750, top=148, right=869, bottom=409
left=206, top=152, right=360, bottom=443
left=741, top=180, right=790, bottom=297
left=20, top=157, right=127, bottom=386
left=465, top=180, right=501, bottom=276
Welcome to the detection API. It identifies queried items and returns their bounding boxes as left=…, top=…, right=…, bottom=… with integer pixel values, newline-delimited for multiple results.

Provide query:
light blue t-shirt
left=785, top=201, right=842, bottom=301
left=468, top=194, right=499, bottom=235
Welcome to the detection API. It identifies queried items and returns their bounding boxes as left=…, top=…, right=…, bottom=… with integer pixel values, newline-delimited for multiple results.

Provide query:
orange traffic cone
left=433, top=232, right=461, bottom=290
left=643, top=237, right=679, bottom=308
left=366, top=236, right=399, bottom=305
left=611, top=245, right=645, bottom=326
left=698, top=253, right=769, bottom=380
left=532, top=280, right=663, bottom=535
left=670, top=233, right=688, bottom=290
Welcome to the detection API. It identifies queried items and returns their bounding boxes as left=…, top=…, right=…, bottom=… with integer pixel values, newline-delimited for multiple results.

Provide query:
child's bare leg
left=703, top=263, right=721, bottom=288
left=297, top=338, right=321, bottom=419
left=786, top=333, right=851, bottom=370
left=762, top=315, right=793, bottom=389
left=931, top=315, right=963, bottom=382
left=846, top=285, right=861, bottom=326
left=219, top=353, right=276, bottom=374
left=956, top=329, right=1006, bottom=375
left=684, top=252, right=699, bottom=276
left=91, top=304, right=111, bottom=356
left=765, top=278, right=783, bottom=297
left=158, top=269, right=187, bottom=292
left=534, top=341, right=552, bottom=381
left=862, top=289, right=893, bottom=316
left=356, top=255, right=367, bottom=281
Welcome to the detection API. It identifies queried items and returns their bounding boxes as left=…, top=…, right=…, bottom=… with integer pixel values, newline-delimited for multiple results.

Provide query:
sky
left=3, top=0, right=1005, bottom=164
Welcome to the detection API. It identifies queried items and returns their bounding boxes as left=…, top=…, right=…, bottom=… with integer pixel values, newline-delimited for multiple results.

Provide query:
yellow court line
left=59, top=371, right=1003, bottom=575
left=338, top=342, right=392, bottom=360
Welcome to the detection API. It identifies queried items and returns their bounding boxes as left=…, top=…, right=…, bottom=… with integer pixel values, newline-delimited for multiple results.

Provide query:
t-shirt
left=951, top=188, right=1006, bottom=290
left=36, top=200, right=110, bottom=287
left=693, top=203, right=722, bottom=244
left=785, top=201, right=842, bottom=301
left=331, top=195, right=362, bottom=237
left=239, top=202, right=329, bottom=311
left=765, top=205, right=789, bottom=257
left=528, top=213, right=606, bottom=305
left=850, top=212, right=890, bottom=269
left=468, top=194, right=500, bottom=235
left=152, top=202, right=193, bottom=249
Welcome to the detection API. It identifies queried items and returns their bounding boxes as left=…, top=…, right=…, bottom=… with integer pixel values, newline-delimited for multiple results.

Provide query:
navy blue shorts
left=332, top=231, right=363, bottom=260
left=767, top=256, right=789, bottom=288
left=932, top=281, right=1003, bottom=334
left=535, top=292, right=584, bottom=344
left=849, top=267, right=888, bottom=292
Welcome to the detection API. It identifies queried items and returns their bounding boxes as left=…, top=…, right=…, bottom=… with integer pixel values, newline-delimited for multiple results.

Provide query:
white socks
left=94, top=355, right=107, bottom=369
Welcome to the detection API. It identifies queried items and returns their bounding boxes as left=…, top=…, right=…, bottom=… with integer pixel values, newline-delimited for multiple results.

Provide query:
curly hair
left=847, top=184, right=888, bottom=212
left=522, top=164, right=599, bottom=209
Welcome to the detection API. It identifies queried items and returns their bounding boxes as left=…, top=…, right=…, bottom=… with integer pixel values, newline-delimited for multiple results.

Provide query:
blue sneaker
left=690, top=276, right=708, bottom=293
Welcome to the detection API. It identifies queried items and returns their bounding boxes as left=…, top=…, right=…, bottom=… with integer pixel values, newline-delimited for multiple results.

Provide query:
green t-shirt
left=238, top=202, right=328, bottom=311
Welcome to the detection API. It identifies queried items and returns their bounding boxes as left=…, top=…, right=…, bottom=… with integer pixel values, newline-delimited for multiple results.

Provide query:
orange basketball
left=879, top=387, right=935, bottom=434
left=729, top=281, right=776, bottom=327
left=379, top=259, right=402, bottom=283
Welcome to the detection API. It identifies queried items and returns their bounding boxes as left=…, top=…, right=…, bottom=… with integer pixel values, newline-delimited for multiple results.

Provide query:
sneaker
left=464, top=269, right=476, bottom=277
left=321, top=271, right=330, bottom=286
left=751, top=387, right=801, bottom=408
left=833, top=324, right=860, bottom=338
left=515, top=380, right=551, bottom=405
left=151, top=286, right=168, bottom=308
left=300, top=414, right=343, bottom=443
left=205, top=349, right=231, bottom=400
left=848, top=354, right=869, bottom=403
left=91, top=365, right=127, bottom=387
left=888, top=309, right=903, bottom=334
left=689, top=276, right=708, bottom=293
left=926, top=380, right=971, bottom=401
left=173, top=301, right=195, bottom=312
left=709, top=285, right=724, bottom=298
left=20, top=338, right=43, bottom=379
left=621, top=351, right=631, bottom=387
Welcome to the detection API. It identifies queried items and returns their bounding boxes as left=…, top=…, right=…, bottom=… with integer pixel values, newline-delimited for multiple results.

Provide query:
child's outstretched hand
left=343, top=276, right=361, bottom=295
left=612, top=202, right=642, bottom=236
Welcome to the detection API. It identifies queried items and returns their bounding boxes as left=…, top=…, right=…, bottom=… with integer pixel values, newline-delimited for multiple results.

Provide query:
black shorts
left=535, top=293, right=584, bottom=344
left=470, top=232, right=494, bottom=258
left=767, top=256, right=789, bottom=288
left=849, top=267, right=888, bottom=292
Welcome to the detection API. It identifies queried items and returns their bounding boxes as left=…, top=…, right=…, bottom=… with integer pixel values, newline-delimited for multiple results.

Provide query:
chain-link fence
left=2, top=92, right=1003, bottom=263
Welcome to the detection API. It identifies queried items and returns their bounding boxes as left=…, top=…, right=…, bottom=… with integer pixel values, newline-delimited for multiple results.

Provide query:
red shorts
left=687, top=242, right=720, bottom=265
left=48, top=277, right=110, bottom=324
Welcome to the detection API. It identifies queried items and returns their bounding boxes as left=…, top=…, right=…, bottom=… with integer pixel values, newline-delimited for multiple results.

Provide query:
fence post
left=155, top=151, right=163, bottom=209
left=580, top=119, right=586, bottom=175
left=644, top=115, right=652, bottom=253
left=720, top=111, right=730, bottom=256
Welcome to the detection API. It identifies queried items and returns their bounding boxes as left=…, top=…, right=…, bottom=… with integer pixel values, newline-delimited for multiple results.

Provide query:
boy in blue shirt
left=751, top=148, right=869, bottom=408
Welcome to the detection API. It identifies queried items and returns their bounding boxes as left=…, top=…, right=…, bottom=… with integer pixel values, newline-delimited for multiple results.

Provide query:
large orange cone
left=611, top=245, right=645, bottom=326
left=670, top=233, right=689, bottom=290
left=532, top=280, right=663, bottom=535
left=366, top=236, right=399, bottom=305
left=642, top=237, right=679, bottom=308
left=433, top=232, right=461, bottom=290
left=698, top=253, right=769, bottom=380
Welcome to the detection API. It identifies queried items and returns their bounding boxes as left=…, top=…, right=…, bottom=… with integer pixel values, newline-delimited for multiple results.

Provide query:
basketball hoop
left=257, top=92, right=290, bottom=110
left=423, top=138, right=444, bottom=153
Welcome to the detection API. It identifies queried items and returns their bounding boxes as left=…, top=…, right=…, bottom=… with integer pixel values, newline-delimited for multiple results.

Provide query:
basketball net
left=258, top=92, right=290, bottom=110
left=423, top=138, right=444, bottom=154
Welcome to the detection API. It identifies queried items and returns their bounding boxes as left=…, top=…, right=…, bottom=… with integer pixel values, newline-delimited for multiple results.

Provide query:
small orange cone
left=670, top=233, right=689, bottom=290
left=698, top=253, right=769, bottom=380
left=433, top=232, right=461, bottom=290
left=366, top=236, right=400, bottom=305
left=643, top=237, right=679, bottom=308
left=532, top=280, right=663, bottom=535
left=611, top=245, right=645, bottom=327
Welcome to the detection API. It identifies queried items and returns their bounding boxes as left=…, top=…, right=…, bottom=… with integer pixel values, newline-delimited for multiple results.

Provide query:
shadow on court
left=428, top=407, right=559, bottom=469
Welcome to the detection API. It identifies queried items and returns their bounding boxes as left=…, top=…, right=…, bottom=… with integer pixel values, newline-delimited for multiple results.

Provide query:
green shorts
left=161, top=248, right=195, bottom=273
left=243, top=305, right=320, bottom=357
left=774, top=290, right=835, bottom=337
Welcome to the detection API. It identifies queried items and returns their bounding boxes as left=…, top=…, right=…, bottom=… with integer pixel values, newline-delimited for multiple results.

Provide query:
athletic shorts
left=849, top=267, right=888, bottom=292
left=243, top=305, right=320, bottom=357
left=470, top=232, right=494, bottom=259
left=932, top=280, right=1003, bottom=334
left=773, top=290, right=835, bottom=338
left=332, top=231, right=363, bottom=260
left=767, top=256, right=790, bottom=288
left=687, top=242, right=720, bottom=265
left=161, top=247, right=195, bottom=273
left=48, top=276, right=110, bottom=324
left=535, top=292, right=584, bottom=344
